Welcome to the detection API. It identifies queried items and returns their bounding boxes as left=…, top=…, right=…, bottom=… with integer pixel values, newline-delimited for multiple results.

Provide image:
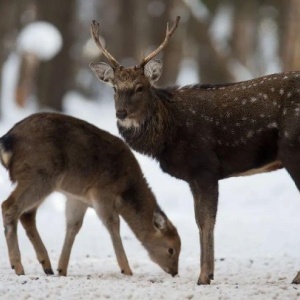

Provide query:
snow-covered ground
left=1, top=57, right=300, bottom=299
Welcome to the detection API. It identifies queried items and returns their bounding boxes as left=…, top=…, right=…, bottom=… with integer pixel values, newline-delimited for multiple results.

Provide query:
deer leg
left=57, top=198, right=88, bottom=276
left=2, top=178, right=54, bottom=275
left=93, top=199, right=133, bottom=275
left=190, top=180, right=218, bottom=285
left=278, top=142, right=300, bottom=284
left=20, top=208, right=53, bottom=275
left=1, top=195, right=24, bottom=275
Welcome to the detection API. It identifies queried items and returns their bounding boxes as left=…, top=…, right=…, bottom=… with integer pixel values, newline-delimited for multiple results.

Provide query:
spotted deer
left=0, top=113, right=181, bottom=277
left=89, top=16, right=300, bottom=285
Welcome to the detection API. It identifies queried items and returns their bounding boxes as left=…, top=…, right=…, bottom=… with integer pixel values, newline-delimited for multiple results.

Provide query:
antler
left=90, top=20, right=121, bottom=69
left=137, top=16, right=180, bottom=68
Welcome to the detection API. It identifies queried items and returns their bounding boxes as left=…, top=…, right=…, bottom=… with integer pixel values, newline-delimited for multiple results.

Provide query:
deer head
left=89, top=17, right=180, bottom=128
left=142, top=210, right=180, bottom=276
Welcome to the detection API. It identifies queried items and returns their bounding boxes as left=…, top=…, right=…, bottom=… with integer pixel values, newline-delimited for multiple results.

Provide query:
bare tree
left=0, top=0, right=33, bottom=118
left=35, top=0, right=76, bottom=111
left=282, top=0, right=300, bottom=71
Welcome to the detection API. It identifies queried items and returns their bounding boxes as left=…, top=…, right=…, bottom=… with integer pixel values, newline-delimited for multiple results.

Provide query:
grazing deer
left=0, top=113, right=180, bottom=277
left=89, top=16, right=300, bottom=285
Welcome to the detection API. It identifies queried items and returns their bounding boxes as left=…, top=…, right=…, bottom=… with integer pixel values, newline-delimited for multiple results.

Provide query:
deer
left=89, top=16, right=300, bottom=285
left=0, top=112, right=181, bottom=277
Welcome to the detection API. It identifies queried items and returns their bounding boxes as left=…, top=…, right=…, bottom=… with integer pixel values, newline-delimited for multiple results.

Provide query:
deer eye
left=168, top=248, right=175, bottom=256
left=135, top=85, right=143, bottom=93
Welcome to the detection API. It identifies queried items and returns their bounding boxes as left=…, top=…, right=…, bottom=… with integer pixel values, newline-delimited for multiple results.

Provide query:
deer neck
left=118, top=88, right=172, bottom=158
left=118, top=184, right=158, bottom=243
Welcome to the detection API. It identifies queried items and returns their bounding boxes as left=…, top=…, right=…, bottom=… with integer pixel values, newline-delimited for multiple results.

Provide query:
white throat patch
left=118, top=118, right=140, bottom=129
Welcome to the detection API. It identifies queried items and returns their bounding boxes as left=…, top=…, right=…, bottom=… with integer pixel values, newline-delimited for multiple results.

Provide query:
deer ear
left=89, top=62, right=114, bottom=86
left=153, top=210, right=167, bottom=233
left=144, top=59, right=163, bottom=82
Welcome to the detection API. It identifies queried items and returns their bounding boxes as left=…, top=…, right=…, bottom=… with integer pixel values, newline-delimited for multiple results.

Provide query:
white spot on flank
left=284, top=131, right=289, bottom=137
left=279, top=89, right=284, bottom=95
left=263, top=94, right=268, bottom=99
left=250, top=97, right=257, bottom=103
left=242, top=99, right=247, bottom=105
left=260, top=113, right=265, bottom=118
left=287, top=92, right=292, bottom=98
left=283, top=75, right=288, bottom=80
left=267, top=122, right=277, bottom=129
left=283, top=108, right=287, bottom=115
left=273, top=101, right=277, bottom=106
left=271, top=87, right=275, bottom=92
left=247, top=131, right=254, bottom=138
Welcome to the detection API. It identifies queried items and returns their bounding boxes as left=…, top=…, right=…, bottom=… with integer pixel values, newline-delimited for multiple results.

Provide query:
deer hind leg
left=2, top=178, right=54, bottom=275
left=20, top=208, right=53, bottom=275
left=278, top=140, right=300, bottom=284
left=190, top=180, right=218, bottom=285
left=92, top=197, right=132, bottom=276
left=57, top=197, right=88, bottom=276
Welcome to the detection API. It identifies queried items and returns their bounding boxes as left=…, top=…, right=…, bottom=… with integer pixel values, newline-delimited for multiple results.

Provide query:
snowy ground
left=1, top=58, right=300, bottom=299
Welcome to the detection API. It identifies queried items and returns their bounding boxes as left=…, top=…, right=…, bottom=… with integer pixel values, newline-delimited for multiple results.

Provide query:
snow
left=1, top=58, right=300, bottom=299
left=17, top=22, right=63, bottom=60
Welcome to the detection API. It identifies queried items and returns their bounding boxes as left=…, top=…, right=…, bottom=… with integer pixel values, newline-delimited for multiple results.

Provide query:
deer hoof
left=57, top=269, right=67, bottom=276
left=121, top=269, right=133, bottom=276
left=292, top=272, right=300, bottom=284
left=44, top=268, right=54, bottom=275
left=197, top=274, right=211, bottom=285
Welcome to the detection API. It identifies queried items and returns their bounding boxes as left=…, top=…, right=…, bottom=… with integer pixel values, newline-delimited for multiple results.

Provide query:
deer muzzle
left=116, top=109, right=128, bottom=120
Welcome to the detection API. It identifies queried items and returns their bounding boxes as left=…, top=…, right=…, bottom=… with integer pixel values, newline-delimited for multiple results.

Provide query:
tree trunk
left=36, top=0, right=76, bottom=111
left=281, top=0, right=300, bottom=71
left=0, top=0, right=32, bottom=118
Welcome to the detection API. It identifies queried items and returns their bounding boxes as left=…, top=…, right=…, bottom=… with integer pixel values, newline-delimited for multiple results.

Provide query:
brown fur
left=0, top=113, right=180, bottom=277
left=91, top=62, right=300, bottom=285
left=89, top=14, right=300, bottom=285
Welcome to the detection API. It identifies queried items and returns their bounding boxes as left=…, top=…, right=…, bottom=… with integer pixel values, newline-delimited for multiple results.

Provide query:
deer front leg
left=93, top=199, right=133, bottom=276
left=190, top=180, right=218, bottom=285
left=105, top=214, right=133, bottom=276
left=58, top=198, right=88, bottom=276
left=20, top=209, right=53, bottom=275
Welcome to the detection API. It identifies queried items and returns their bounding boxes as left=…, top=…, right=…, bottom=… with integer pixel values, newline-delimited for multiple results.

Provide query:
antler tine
left=90, top=20, right=121, bottom=69
left=138, top=16, right=180, bottom=68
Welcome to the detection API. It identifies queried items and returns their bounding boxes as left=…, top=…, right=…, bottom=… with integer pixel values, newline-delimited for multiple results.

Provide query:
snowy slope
left=1, top=57, right=300, bottom=299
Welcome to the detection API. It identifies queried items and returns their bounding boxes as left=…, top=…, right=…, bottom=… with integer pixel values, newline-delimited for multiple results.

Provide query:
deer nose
left=116, top=109, right=128, bottom=120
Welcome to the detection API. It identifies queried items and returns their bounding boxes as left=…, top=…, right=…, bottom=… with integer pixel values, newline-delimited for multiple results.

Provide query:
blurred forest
left=0, top=0, right=300, bottom=118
